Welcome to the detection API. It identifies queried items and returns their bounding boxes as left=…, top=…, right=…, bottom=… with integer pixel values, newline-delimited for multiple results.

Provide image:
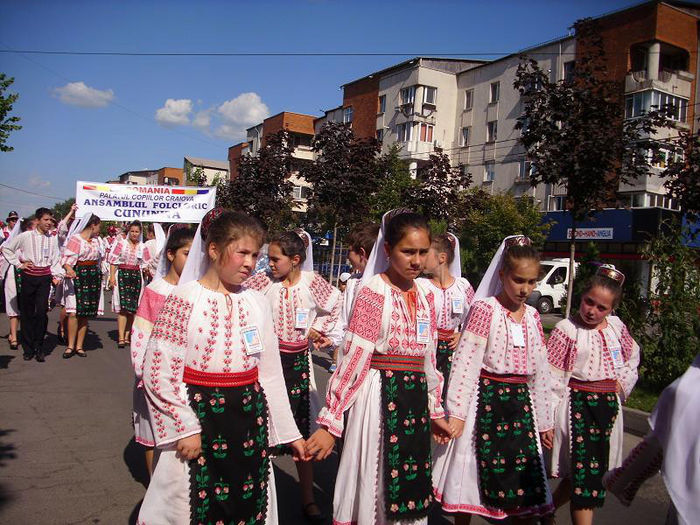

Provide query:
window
left=464, top=89, right=474, bottom=110
left=419, top=123, right=434, bottom=143
left=397, top=122, right=413, bottom=142
left=378, top=95, right=386, bottom=113
left=487, top=120, right=498, bottom=143
left=460, top=126, right=471, bottom=147
left=343, top=106, right=353, bottom=124
left=490, top=81, right=500, bottom=103
left=423, top=86, right=437, bottom=105
left=548, top=267, right=567, bottom=285
left=563, top=61, right=575, bottom=82
left=400, top=86, right=415, bottom=106
left=629, top=192, right=647, bottom=208
left=293, top=186, right=309, bottom=201
left=484, top=161, right=495, bottom=182
left=376, top=129, right=384, bottom=142
left=625, top=90, right=688, bottom=122
left=519, top=160, right=534, bottom=180
left=549, top=195, right=566, bottom=211
left=289, top=134, right=312, bottom=148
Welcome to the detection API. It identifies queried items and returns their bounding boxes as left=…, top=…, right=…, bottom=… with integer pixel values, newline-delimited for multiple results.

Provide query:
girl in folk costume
left=142, top=223, right=166, bottom=283
left=544, top=265, right=639, bottom=525
left=108, top=220, right=150, bottom=348
left=138, top=209, right=305, bottom=525
left=131, top=226, right=194, bottom=476
left=2, top=217, right=24, bottom=349
left=244, top=229, right=342, bottom=523
left=306, top=210, right=453, bottom=525
left=432, top=235, right=554, bottom=523
left=417, top=233, right=475, bottom=398
left=60, top=214, right=104, bottom=358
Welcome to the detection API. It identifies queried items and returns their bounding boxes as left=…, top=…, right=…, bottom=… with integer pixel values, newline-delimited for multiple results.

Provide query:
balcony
left=292, top=145, right=314, bottom=161
left=618, top=170, right=667, bottom=194
left=625, top=69, right=693, bottom=98
left=402, top=140, right=435, bottom=158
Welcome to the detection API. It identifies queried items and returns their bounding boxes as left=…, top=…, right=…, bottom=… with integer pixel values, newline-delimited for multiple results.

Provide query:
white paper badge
left=295, top=308, right=310, bottom=329
left=609, top=346, right=624, bottom=368
left=416, top=316, right=430, bottom=344
left=242, top=327, right=264, bottom=355
left=511, top=323, right=526, bottom=347
left=452, top=298, right=464, bottom=315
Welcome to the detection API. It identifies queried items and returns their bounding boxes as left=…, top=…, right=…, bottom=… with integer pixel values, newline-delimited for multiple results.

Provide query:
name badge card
left=511, top=323, right=526, bottom=347
left=416, top=316, right=431, bottom=344
left=242, top=327, right=264, bottom=355
left=295, top=308, right=310, bottom=329
left=609, top=346, right=624, bottom=368
left=451, top=298, right=464, bottom=315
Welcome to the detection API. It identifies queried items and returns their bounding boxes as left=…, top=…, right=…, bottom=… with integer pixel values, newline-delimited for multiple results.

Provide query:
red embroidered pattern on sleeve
left=547, top=328, right=575, bottom=371
left=151, top=295, right=193, bottom=348
left=532, top=309, right=546, bottom=345
left=465, top=284, right=475, bottom=307
left=309, top=273, right=334, bottom=309
left=426, top=291, right=438, bottom=336
left=465, top=301, right=493, bottom=339
left=347, top=287, right=384, bottom=343
left=619, top=323, right=634, bottom=362
left=244, top=272, right=272, bottom=292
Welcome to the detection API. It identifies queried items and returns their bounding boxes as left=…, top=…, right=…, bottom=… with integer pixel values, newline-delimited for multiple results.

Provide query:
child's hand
left=305, top=428, right=335, bottom=461
left=448, top=417, right=466, bottom=439
left=289, top=438, right=309, bottom=462
left=176, top=434, right=202, bottom=460
left=540, top=429, right=554, bottom=450
left=448, top=332, right=461, bottom=350
left=431, top=417, right=453, bottom=444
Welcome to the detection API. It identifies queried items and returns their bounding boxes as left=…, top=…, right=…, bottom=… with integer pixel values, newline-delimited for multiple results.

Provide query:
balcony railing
left=625, top=69, right=693, bottom=98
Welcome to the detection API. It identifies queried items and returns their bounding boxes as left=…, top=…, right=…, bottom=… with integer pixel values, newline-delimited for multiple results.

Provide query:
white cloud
left=192, top=109, right=212, bottom=131
left=53, top=81, right=114, bottom=108
left=155, top=98, right=193, bottom=127
left=214, top=123, right=245, bottom=141
left=28, top=176, right=51, bottom=189
left=218, top=92, right=269, bottom=128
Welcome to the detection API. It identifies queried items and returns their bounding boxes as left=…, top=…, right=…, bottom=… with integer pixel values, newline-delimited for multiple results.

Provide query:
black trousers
left=19, top=273, right=51, bottom=356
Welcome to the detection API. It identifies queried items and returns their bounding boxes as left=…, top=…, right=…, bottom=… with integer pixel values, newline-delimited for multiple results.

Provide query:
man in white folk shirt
left=2, top=207, right=64, bottom=362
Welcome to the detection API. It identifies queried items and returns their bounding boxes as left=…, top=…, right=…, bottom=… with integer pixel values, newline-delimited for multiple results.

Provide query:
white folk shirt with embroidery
left=1, top=229, right=64, bottom=276
left=417, top=277, right=475, bottom=333
left=317, top=273, right=446, bottom=438
left=61, top=235, right=102, bottom=267
left=547, top=316, right=640, bottom=406
left=108, top=238, right=147, bottom=267
left=327, top=274, right=363, bottom=349
left=142, top=280, right=302, bottom=448
left=244, top=270, right=342, bottom=343
left=446, top=296, right=553, bottom=431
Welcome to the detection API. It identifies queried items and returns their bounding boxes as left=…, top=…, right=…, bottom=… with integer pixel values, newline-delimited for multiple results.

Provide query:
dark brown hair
left=270, top=231, right=306, bottom=263
left=431, top=234, right=455, bottom=264
left=385, top=212, right=430, bottom=248
left=347, top=223, right=380, bottom=256
left=502, top=244, right=540, bottom=273
left=582, top=274, right=623, bottom=308
left=166, top=227, right=195, bottom=254
left=128, top=220, right=142, bottom=232
left=83, top=214, right=101, bottom=229
left=205, top=210, right=265, bottom=263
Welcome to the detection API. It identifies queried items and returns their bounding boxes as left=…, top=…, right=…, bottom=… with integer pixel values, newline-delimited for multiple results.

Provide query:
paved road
left=0, top=300, right=670, bottom=524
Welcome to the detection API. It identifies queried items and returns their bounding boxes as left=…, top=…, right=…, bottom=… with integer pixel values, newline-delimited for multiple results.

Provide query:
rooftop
left=184, top=156, right=229, bottom=171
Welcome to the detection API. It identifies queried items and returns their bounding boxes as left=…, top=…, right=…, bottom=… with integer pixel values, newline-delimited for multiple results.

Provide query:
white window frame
left=343, top=106, right=353, bottom=124
left=397, top=122, right=413, bottom=142
left=378, top=95, right=386, bottom=113
left=464, top=89, right=474, bottom=110
left=460, top=126, right=470, bottom=147
left=484, top=161, right=495, bottom=182
left=400, top=86, right=416, bottom=106
left=490, top=81, right=500, bottom=103
left=376, top=128, right=384, bottom=142
left=487, top=120, right=498, bottom=143
left=419, top=123, right=434, bottom=143
left=423, top=86, right=437, bottom=105
left=519, top=159, right=534, bottom=180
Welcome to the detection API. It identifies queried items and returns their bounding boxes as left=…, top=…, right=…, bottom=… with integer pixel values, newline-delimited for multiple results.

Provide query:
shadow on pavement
left=82, top=328, right=103, bottom=352
left=108, top=329, right=119, bottom=344
left=0, top=429, right=17, bottom=511
left=123, top=437, right=150, bottom=489
left=0, top=355, right=14, bottom=369
left=128, top=498, right=143, bottom=525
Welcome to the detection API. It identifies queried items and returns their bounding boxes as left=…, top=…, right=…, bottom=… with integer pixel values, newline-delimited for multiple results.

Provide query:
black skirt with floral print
left=187, top=381, right=270, bottom=525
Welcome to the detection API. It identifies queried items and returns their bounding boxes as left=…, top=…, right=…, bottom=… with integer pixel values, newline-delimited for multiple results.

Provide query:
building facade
left=183, top=156, right=229, bottom=186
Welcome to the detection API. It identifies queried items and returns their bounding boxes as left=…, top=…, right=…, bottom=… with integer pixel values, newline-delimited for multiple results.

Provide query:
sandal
left=63, top=348, right=75, bottom=359
left=118, top=340, right=125, bottom=348
left=76, top=348, right=87, bottom=358
left=57, top=322, right=66, bottom=345
left=9, top=339, right=18, bottom=350
left=302, top=502, right=325, bottom=524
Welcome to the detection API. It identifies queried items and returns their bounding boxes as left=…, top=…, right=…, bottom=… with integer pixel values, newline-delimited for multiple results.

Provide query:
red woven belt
left=278, top=339, right=309, bottom=353
left=437, top=328, right=454, bottom=341
left=183, top=366, right=258, bottom=387
left=22, top=265, right=51, bottom=276
left=370, top=353, right=424, bottom=373
left=77, top=260, right=98, bottom=267
left=119, top=264, right=140, bottom=271
left=568, top=378, right=617, bottom=393
left=480, top=369, right=529, bottom=384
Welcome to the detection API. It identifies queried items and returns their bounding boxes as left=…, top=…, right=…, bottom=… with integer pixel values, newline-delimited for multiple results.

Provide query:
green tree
left=369, top=143, right=418, bottom=221
left=514, top=18, right=669, bottom=317
left=662, top=125, right=700, bottom=224
left=458, top=189, right=551, bottom=283
left=52, top=198, right=76, bottom=219
left=0, top=74, right=22, bottom=152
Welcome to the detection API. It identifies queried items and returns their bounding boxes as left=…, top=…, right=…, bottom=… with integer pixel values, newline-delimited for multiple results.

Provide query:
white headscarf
left=294, top=229, right=314, bottom=272
left=473, top=234, right=531, bottom=301
left=66, top=213, right=94, bottom=240
left=447, top=232, right=461, bottom=278
left=154, top=223, right=165, bottom=254
left=360, top=208, right=412, bottom=288
left=179, top=222, right=207, bottom=285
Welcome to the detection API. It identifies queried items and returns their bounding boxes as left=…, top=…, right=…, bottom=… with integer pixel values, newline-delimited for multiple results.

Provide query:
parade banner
left=75, top=180, right=216, bottom=223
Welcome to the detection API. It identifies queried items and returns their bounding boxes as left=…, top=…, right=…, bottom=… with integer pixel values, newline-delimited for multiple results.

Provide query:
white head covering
left=294, top=229, right=314, bottom=272
left=153, top=223, right=165, bottom=254
left=6, top=217, right=22, bottom=243
left=474, top=234, right=531, bottom=301
left=66, top=213, right=93, bottom=240
left=360, top=208, right=413, bottom=288
left=447, top=232, right=461, bottom=278
left=179, top=222, right=207, bottom=285
left=339, top=272, right=351, bottom=283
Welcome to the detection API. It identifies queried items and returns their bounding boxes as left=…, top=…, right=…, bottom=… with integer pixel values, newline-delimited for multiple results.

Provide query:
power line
left=0, top=182, right=65, bottom=201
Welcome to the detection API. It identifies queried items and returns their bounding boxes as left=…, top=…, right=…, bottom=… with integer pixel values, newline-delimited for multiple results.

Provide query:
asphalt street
left=0, top=296, right=671, bottom=524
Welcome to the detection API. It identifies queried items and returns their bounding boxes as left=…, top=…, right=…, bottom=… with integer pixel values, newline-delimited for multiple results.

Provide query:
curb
left=623, top=406, right=651, bottom=437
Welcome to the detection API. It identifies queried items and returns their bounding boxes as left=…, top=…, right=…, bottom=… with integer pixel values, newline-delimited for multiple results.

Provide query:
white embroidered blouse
left=61, top=235, right=102, bottom=267
left=547, top=316, right=640, bottom=405
left=108, top=238, right=146, bottom=267
left=317, top=273, right=446, bottom=438
left=445, top=296, right=553, bottom=431
left=1, top=229, right=64, bottom=277
left=141, top=280, right=302, bottom=448
left=245, top=270, right=342, bottom=343
left=417, top=277, right=475, bottom=333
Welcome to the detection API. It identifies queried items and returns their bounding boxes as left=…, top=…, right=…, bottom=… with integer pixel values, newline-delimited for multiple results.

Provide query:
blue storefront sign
left=544, top=210, right=632, bottom=242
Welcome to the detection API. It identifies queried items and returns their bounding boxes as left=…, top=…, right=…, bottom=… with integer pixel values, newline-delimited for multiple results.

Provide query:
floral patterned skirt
left=279, top=346, right=311, bottom=440
left=374, top=354, right=434, bottom=521
left=435, top=333, right=453, bottom=400
left=475, top=373, right=547, bottom=511
left=117, top=267, right=141, bottom=314
left=75, top=263, right=101, bottom=318
left=186, top=378, right=270, bottom=525
left=568, top=381, right=619, bottom=509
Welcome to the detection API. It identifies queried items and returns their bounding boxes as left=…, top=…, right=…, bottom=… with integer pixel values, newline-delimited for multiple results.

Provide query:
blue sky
left=0, top=0, right=645, bottom=217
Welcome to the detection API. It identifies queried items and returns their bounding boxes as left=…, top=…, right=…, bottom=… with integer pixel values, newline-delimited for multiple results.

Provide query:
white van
left=526, top=258, right=578, bottom=314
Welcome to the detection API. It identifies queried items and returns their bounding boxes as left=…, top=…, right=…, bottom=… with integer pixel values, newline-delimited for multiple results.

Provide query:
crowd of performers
left=1, top=205, right=696, bottom=525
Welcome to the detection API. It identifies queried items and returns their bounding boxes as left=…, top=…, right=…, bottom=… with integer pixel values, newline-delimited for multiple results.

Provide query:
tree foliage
left=0, top=73, right=22, bottom=152
left=662, top=126, right=700, bottom=223
left=369, top=143, right=419, bottom=222
left=51, top=198, right=76, bottom=220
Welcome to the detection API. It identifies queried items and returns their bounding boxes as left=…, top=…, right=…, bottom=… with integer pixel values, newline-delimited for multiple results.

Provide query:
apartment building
left=228, top=111, right=316, bottom=212
left=183, top=156, right=229, bottom=186
left=116, top=167, right=183, bottom=186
